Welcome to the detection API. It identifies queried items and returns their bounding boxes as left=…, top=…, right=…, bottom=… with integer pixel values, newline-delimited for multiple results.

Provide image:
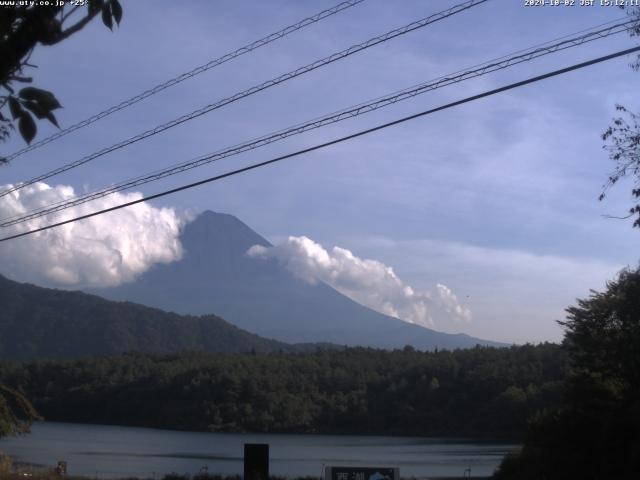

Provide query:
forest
left=493, top=267, right=640, bottom=479
left=1, top=267, right=638, bottom=479
left=0, top=343, right=566, bottom=439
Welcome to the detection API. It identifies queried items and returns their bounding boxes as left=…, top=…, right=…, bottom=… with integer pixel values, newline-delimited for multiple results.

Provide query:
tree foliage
left=0, top=384, right=40, bottom=438
left=602, top=105, right=640, bottom=227
left=0, top=0, right=123, bottom=159
left=600, top=6, right=640, bottom=226
left=0, top=343, right=567, bottom=439
left=494, top=267, right=640, bottom=480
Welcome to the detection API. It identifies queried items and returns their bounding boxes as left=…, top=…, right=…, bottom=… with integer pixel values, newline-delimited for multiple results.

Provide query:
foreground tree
left=494, top=267, right=640, bottom=480
left=0, top=3, right=80, bottom=439
left=600, top=7, right=640, bottom=226
left=0, top=386, right=40, bottom=476
left=0, top=385, right=39, bottom=437
left=0, top=0, right=123, bottom=156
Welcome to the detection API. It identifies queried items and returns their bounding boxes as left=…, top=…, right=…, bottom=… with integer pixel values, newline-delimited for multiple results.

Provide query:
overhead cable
left=0, top=0, right=489, bottom=199
left=2, top=45, right=638, bottom=243
left=1, top=17, right=634, bottom=228
left=2, top=0, right=367, bottom=162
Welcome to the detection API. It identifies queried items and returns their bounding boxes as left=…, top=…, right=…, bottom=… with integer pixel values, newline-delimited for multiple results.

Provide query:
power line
left=1, top=17, right=634, bottom=228
left=1, top=17, right=632, bottom=227
left=0, top=0, right=489, bottom=199
left=2, top=45, right=638, bottom=243
left=2, top=0, right=367, bottom=163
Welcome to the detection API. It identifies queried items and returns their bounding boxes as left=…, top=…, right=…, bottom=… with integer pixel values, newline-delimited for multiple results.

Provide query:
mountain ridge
left=95, top=210, right=506, bottom=350
left=0, top=273, right=293, bottom=360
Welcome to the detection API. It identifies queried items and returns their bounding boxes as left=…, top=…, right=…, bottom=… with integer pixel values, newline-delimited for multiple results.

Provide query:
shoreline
left=1, top=422, right=507, bottom=480
left=22, top=419, right=521, bottom=444
left=1, top=453, right=493, bottom=480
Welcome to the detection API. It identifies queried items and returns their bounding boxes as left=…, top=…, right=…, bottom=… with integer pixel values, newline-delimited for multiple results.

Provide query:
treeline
left=0, top=343, right=566, bottom=438
left=493, top=268, right=640, bottom=479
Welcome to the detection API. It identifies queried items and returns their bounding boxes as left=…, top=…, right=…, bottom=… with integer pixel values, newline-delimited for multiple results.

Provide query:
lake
left=0, top=422, right=517, bottom=479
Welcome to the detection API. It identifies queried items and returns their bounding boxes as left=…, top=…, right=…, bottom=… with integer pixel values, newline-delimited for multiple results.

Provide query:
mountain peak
left=96, top=212, right=504, bottom=350
left=182, top=211, right=271, bottom=255
left=191, top=210, right=249, bottom=229
left=197, top=210, right=234, bottom=220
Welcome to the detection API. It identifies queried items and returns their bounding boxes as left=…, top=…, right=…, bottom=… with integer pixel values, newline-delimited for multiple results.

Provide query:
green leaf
left=44, top=111, right=60, bottom=129
left=18, top=112, right=36, bottom=144
left=102, top=3, right=113, bottom=30
left=8, top=97, right=22, bottom=120
left=21, top=101, right=60, bottom=128
left=22, top=100, right=47, bottom=119
left=19, top=87, right=62, bottom=111
left=111, top=0, right=122, bottom=25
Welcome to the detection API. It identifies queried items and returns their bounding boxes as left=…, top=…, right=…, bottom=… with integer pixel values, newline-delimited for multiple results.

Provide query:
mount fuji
left=93, top=211, right=504, bottom=350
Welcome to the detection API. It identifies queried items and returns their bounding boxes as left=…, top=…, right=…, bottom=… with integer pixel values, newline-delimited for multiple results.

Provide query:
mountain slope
left=0, top=274, right=289, bottom=360
left=96, top=211, right=504, bottom=350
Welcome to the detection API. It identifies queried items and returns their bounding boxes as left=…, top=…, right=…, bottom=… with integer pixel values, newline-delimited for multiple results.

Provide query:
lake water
left=0, top=422, right=517, bottom=479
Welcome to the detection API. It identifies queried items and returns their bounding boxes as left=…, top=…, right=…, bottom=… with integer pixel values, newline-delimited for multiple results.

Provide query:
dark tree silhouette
left=600, top=7, right=640, bottom=226
left=494, top=267, right=640, bottom=480
left=0, top=0, right=121, bottom=441
left=0, top=0, right=122, bottom=158
left=0, top=385, right=40, bottom=438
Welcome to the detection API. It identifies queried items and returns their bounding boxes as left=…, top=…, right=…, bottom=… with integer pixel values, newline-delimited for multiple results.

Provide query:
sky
left=1, top=0, right=639, bottom=343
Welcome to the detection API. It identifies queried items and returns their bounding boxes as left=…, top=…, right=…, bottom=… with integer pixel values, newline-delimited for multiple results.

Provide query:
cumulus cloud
left=248, top=236, right=471, bottom=330
left=0, top=182, right=186, bottom=287
left=351, top=235, right=630, bottom=343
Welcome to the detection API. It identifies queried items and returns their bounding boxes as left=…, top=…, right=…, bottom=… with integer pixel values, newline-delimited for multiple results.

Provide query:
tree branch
left=61, top=5, right=82, bottom=23
left=57, top=9, right=101, bottom=42
left=601, top=213, right=634, bottom=220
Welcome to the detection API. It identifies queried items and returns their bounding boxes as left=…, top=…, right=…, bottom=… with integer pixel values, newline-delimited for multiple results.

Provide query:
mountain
left=0, top=274, right=290, bottom=360
left=95, top=211, right=504, bottom=350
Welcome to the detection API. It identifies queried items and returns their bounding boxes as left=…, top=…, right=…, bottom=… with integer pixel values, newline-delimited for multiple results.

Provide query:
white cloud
left=350, top=235, right=631, bottom=343
left=0, top=182, right=186, bottom=287
left=248, top=235, right=471, bottom=330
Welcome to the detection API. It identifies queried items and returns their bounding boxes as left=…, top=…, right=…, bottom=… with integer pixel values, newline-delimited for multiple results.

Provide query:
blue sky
left=1, top=0, right=639, bottom=343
